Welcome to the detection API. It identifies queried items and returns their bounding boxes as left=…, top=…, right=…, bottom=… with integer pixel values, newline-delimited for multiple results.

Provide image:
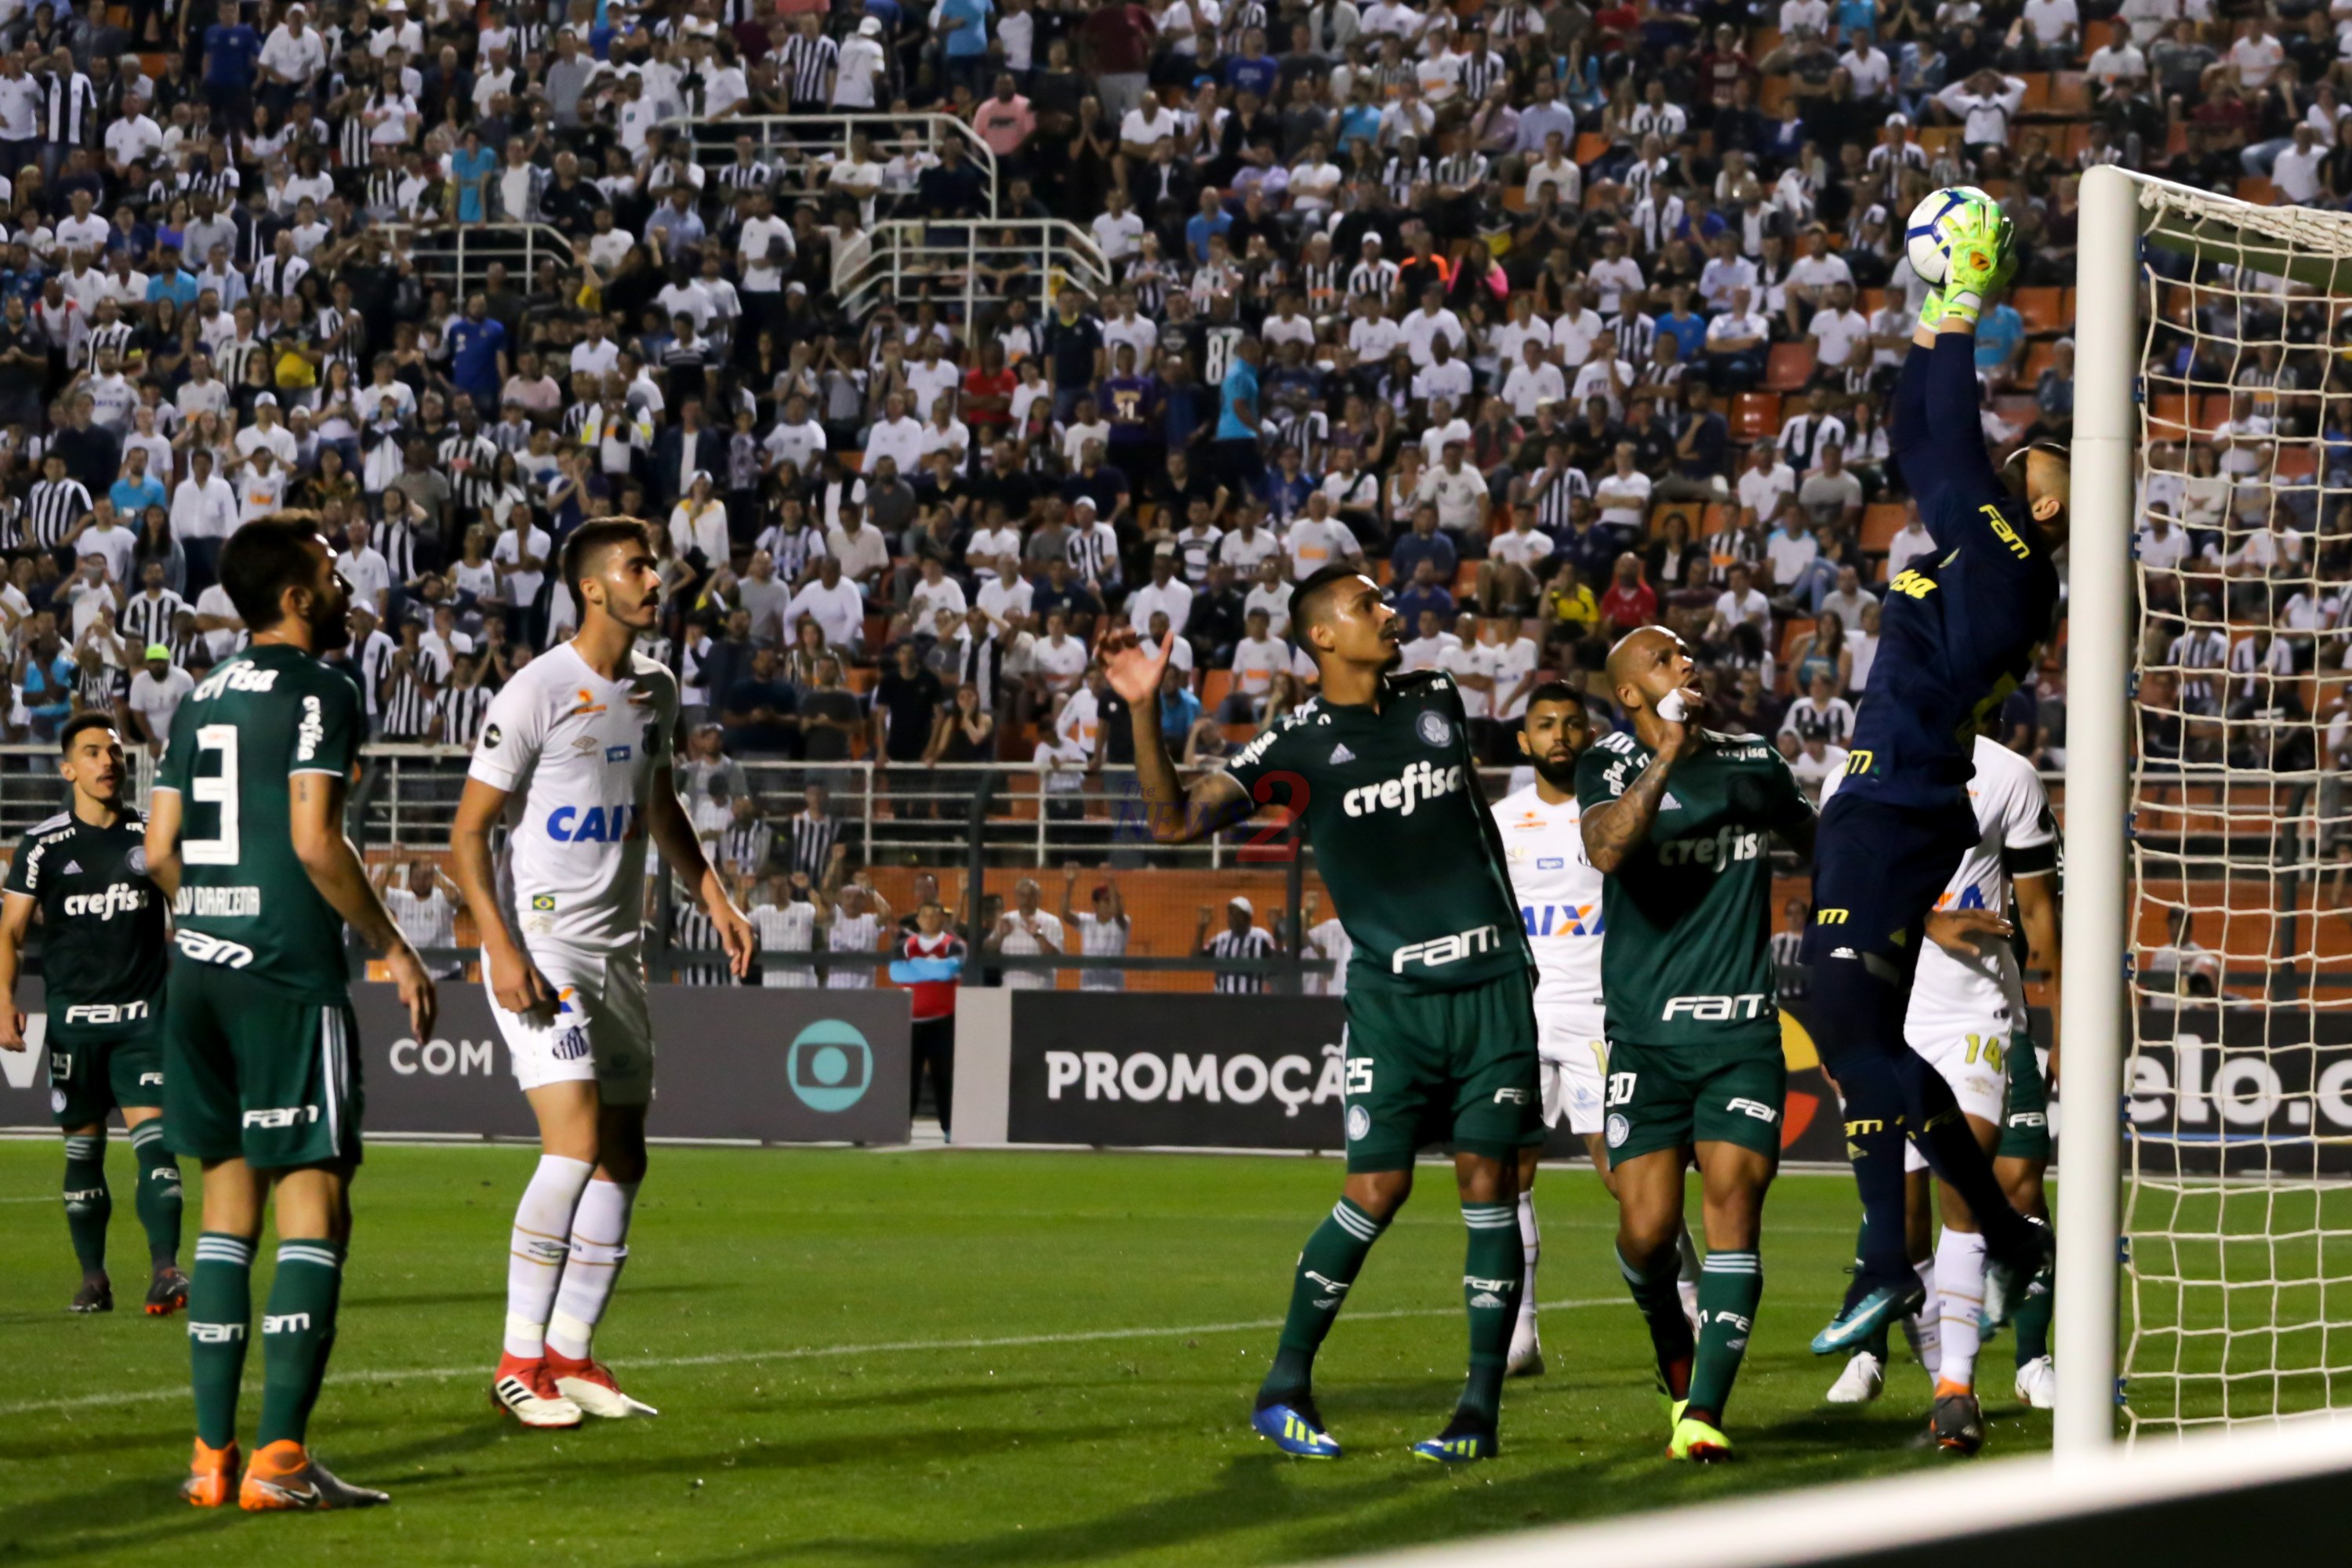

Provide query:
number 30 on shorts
left=1605, top=1071, right=1636, bottom=1108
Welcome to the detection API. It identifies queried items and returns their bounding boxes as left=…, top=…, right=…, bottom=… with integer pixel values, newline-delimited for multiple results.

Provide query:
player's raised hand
left=387, top=942, right=439, bottom=1041
left=1102, top=625, right=1174, bottom=705
left=1655, top=686, right=1707, bottom=761
left=1924, top=907, right=2013, bottom=957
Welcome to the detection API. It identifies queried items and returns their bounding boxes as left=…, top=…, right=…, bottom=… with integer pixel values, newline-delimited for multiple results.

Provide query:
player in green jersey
left=1576, top=628, right=1817, bottom=1462
left=1106, top=563, right=1541, bottom=1465
left=0, top=714, right=185, bottom=1316
left=146, top=517, right=437, bottom=1513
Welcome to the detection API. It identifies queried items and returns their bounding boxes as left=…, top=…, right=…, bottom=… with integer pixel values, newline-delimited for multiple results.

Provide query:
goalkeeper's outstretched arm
left=1890, top=314, right=2006, bottom=541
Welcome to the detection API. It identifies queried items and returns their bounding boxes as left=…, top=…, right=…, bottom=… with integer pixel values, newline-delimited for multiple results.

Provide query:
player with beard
left=147, top=516, right=439, bottom=1510
left=1105, top=563, right=1541, bottom=1464
left=1492, top=681, right=1702, bottom=1378
left=1578, top=628, right=1817, bottom=1461
left=449, top=518, right=754, bottom=1430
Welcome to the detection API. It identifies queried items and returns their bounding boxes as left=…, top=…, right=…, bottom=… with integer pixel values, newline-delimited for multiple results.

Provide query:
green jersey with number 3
left=154, top=644, right=364, bottom=993
left=1221, top=670, right=1530, bottom=995
left=1574, top=728, right=1813, bottom=1047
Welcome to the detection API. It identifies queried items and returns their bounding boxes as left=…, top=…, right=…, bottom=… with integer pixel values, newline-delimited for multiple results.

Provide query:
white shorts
left=1902, top=1022, right=2008, bottom=1173
left=490, top=942, right=656, bottom=1107
left=1536, top=1003, right=1609, bottom=1136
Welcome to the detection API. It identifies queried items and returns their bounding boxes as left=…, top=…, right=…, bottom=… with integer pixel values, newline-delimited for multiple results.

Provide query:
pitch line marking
left=0, top=1297, right=1628, bottom=1418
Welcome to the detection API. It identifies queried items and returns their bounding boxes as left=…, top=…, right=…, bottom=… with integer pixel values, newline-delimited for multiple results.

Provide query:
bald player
left=1577, top=628, right=1817, bottom=1461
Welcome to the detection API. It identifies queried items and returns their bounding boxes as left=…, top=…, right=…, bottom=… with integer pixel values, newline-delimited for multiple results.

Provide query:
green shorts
left=1997, top=1033, right=2051, bottom=1162
left=163, top=962, right=364, bottom=1170
left=1603, top=1036, right=1787, bottom=1169
left=1341, top=968, right=1541, bottom=1172
left=45, top=1009, right=166, bottom=1127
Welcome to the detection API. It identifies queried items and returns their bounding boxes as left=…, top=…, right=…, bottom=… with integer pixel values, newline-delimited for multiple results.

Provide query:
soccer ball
left=1905, top=186, right=1999, bottom=289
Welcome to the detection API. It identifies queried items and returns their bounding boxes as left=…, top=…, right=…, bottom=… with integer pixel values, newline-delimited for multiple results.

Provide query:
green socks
left=1457, top=1203, right=1523, bottom=1428
left=2014, top=1247, right=2055, bottom=1364
left=61, top=1133, right=110, bottom=1278
left=1688, top=1250, right=1762, bottom=1421
left=257, top=1241, right=346, bottom=1448
left=189, top=1232, right=256, bottom=1448
left=129, top=1121, right=183, bottom=1269
left=1261, top=1198, right=1386, bottom=1405
left=1618, top=1243, right=1695, bottom=1401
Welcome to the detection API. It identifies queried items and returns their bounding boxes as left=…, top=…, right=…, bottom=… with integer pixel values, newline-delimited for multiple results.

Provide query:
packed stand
left=11, top=0, right=2340, bottom=899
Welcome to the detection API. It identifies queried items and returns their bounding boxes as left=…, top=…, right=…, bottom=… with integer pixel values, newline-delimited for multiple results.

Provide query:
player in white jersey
left=1493, top=682, right=1700, bottom=1377
left=449, top=520, right=753, bottom=1429
left=1817, top=731, right=2059, bottom=1450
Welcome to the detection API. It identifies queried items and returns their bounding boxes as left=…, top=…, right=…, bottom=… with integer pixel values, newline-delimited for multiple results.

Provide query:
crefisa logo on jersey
left=788, top=1019, right=872, bottom=1112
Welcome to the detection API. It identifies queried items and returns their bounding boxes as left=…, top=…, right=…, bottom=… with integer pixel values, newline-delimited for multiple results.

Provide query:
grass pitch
left=0, top=1141, right=2051, bottom=1566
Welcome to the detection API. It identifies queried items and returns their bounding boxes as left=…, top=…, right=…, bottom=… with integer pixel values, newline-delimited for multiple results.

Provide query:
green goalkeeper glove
left=1939, top=210, right=2018, bottom=326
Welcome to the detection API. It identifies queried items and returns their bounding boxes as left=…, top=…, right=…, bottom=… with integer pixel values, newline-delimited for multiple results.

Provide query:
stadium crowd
left=0, top=0, right=2345, bottom=920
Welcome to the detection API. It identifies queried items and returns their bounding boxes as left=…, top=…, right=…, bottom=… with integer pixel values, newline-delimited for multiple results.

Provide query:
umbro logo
left=1330, top=743, right=1355, bottom=764
left=1469, top=1291, right=1505, bottom=1309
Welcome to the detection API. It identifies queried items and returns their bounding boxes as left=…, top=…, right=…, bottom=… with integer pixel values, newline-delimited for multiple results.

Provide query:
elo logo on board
left=788, top=1019, right=873, bottom=1112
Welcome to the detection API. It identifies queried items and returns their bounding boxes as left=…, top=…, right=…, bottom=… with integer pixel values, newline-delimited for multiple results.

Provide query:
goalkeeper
left=1801, top=202, right=2066, bottom=1357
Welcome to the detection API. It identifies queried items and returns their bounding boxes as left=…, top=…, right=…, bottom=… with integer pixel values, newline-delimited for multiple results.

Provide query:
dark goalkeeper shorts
left=1801, top=790, right=1980, bottom=974
left=1602, top=1036, right=1787, bottom=1169
left=1340, top=968, right=1541, bottom=1172
left=164, top=962, right=364, bottom=1171
left=45, top=1012, right=165, bottom=1127
left=1998, top=1032, right=2052, bottom=1162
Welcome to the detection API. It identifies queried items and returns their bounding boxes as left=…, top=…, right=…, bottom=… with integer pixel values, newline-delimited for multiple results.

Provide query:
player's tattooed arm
left=292, top=770, right=438, bottom=1040
left=1102, top=626, right=1256, bottom=844
left=1581, top=753, right=1679, bottom=875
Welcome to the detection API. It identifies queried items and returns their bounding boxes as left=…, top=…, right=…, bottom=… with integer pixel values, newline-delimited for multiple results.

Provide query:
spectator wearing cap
left=1200, top=896, right=1281, bottom=995
left=125, top=641, right=193, bottom=756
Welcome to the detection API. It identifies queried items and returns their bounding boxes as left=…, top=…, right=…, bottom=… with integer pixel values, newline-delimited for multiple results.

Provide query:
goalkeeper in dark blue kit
left=1802, top=205, right=2063, bottom=1392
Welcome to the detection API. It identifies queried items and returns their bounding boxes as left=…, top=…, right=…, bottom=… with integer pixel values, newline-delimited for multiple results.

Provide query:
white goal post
left=2065, top=167, right=2352, bottom=1452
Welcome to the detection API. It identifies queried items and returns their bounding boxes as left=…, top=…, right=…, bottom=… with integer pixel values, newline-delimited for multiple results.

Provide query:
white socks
left=548, top=1178, right=639, bottom=1362
left=1515, top=1192, right=1540, bottom=1339
left=1935, top=1229, right=1987, bottom=1391
left=505, top=1154, right=593, bottom=1360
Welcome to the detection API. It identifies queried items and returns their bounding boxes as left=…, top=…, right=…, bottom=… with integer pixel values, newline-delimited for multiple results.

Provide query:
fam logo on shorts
left=1345, top=1104, right=1370, bottom=1141
left=788, top=1019, right=872, bottom=1112
left=1416, top=710, right=1452, bottom=749
left=1606, top=1112, right=1629, bottom=1149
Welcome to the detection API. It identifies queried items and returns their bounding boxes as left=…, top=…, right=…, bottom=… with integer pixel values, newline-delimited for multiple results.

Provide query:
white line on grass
left=0, top=1297, right=1628, bottom=1419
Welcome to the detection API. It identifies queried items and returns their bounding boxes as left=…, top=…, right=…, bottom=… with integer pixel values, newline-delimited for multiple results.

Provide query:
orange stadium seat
left=2016, top=74, right=2052, bottom=114
left=2049, top=73, right=2091, bottom=116
left=1860, top=503, right=1907, bottom=555
left=2013, top=287, right=2065, bottom=334
left=1200, top=669, right=1233, bottom=713
left=1573, top=132, right=1609, bottom=165
left=2238, top=176, right=2279, bottom=205
left=1731, top=392, right=1780, bottom=441
left=2021, top=342, right=2059, bottom=382
left=1649, top=503, right=1703, bottom=541
left=1765, top=343, right=1816, bottom=391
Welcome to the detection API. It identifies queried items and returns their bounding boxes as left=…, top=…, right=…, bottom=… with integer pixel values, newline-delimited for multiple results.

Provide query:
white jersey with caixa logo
left=466, top=641, right=679, bottom=953
left=1820, top=732, right=2055, bottom=1039
left=1491, top=784, right=1605, bottom=1014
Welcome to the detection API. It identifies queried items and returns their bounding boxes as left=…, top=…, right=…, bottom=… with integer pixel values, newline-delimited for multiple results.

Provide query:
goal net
left=2087, top=172, right=2352, bottom=1438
